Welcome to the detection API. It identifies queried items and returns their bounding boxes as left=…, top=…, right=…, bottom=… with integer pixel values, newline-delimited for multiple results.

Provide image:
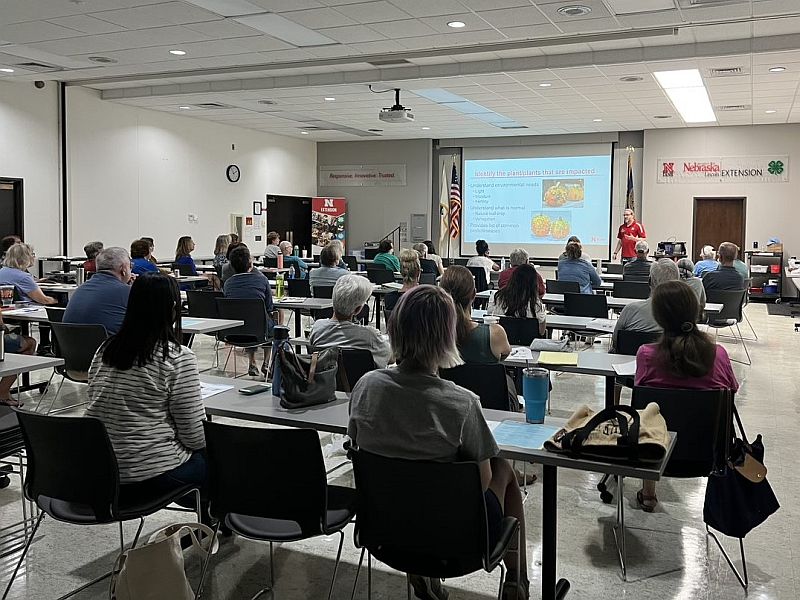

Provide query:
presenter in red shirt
left=613, top=208, right=646, bottom=263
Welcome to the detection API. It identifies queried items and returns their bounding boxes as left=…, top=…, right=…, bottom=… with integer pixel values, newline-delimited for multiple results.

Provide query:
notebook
left=537, top=351, right=578, bottom=366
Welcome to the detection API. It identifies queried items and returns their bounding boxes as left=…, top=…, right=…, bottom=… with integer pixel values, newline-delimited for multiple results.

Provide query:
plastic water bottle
left=500, top=256, right=506, bottom=271
left=293, top=245, right=299, bottom=257
left=0, top=330, right=5, bottom=362
left=270, top=326, right=290, bottom=397
left=276, top=272, right=284, bottom=299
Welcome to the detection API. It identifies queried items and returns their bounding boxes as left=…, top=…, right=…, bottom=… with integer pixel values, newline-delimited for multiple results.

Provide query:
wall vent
left=716, top=104, right=751, bottom=111
left=707, top=66, right=744, bottom=77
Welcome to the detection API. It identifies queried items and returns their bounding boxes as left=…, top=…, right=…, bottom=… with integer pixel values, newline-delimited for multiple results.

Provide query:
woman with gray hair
left=413, top=242, right=438, bottom=275
left=310, top=274, right=390, bottom=367
left=0, top=243, right=57, bottom=305
left=83, top=241, right=104, bottom=273
left=383, top=248, right=421, bottom=313
left=348, top=285, right=530, bottom=600
left=676, top=258, right=707, bottom=306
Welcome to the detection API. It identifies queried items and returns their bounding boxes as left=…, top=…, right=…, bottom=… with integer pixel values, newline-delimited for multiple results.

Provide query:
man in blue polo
left=63, top=247, right=132, bottom=334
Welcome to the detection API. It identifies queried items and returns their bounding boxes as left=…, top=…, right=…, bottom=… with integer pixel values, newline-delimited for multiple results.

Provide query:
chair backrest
left=339, top=348, right=377, bottom=391
left=171, top=262, right=194, bottom=276
left=466, top=267, right=488, bottom=293
left=215, top=298, right=269, bottom=344
left=45, top=306, right=65, bottom=323
left=287, top=278, right=311, bottom=298
left=186, top=290, right=223, bottom=319
left=50, top=322, right=108, bottom=373
left=367, top=269, right=394, bottom=285
left=351, top=448, right=488, bottom=578
left=419, top=273, right=437, bottom=285
left=613, top=280, right=650, bottom=300
left=313, top=254, right=321, bottom=263
left=546, top=279, right=580, bottom=295
left=262, top=256, right=278, bottom=268
left=313, top=285, right=334, bottom=299
left=563, top=292, right=608, bottom=318
left=605, top=263, right=624, bottom=275
left=499, top=317, right=541, bottom=346
left=440, top=363, right=512, bottom=411
left=452, top=258, right=469, bottom=267
left=16, top=411, right=119, bottom=520
left=631, top=386, right=732, bottom=478
left=615, top=329, right=660, bottom=356
left=343, top=255, right=358, bottom=271
left=705, top=288, right=746, bottom=323
left=204, top=422, right=327, bottom=535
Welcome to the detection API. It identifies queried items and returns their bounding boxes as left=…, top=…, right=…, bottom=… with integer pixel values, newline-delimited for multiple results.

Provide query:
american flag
left=626, top=153, right=635, bottom=212
left=449, top=163, right=461, bottom=239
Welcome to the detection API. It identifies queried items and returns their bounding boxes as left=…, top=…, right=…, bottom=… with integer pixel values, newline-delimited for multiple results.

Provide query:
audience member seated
left=212, top=234, right=231, bottom=270
left=130, top=239, right=159, bottom=276
left=329, top=239, right=348, bottom=270
left=702, top=242, right=745, bottom=292
left=140, top=237, right=158, bottom=264
left=64, top=247, right=132, bottom=335
left=466, top=239, right=499, bottom=286
left=676, top=258, right=707, bottom=306
left=693, top=245, right=719, bottom=277
left=373, top=238, right=401, bottom=272
left=623, top=240, right=652, bottom=282
left=0, top=243, right=57, bottom=305
left=82, top=241, right=104, bottom=273
left=0, top=235, right=20, bottom=263
left=423, top=240, right=445, bottom=275
left=558, top=235, right=591, bottom=264
left=634, top=280, right=739, bottom=512
left=384, top=248, right=420, bottom=312
left=733, top=256, right=749, bottom=281
left=223, top=245, right=275, bottom=377
left=220, top=242, right=243, bottom=282
left=229, top=233, right=239, bottom=244
left=348, top=286, right=530, bottom=599
left=0, top=311, right=36, bottom=406
left=279, top=241, right=309, bottom=278
left=174, top=236, right=198, bottom=276
left=413, top=242, right=439, bottom=275
left=309, top=244, right=348, bottom=292
left=310, top=274, right=391, bottom=368
left=556, top=241, right=601, bottom=294
left=487, top=264, right=547, bottom=337
left=499, top=247, right=545, bottom=297
left=263, top=231, right=281, bottom=260
left=86, top=273, right=207, bottom=503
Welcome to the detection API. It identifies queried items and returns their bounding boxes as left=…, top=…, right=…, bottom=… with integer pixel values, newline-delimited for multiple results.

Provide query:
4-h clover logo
left=768, top=160, right=784, bottom=175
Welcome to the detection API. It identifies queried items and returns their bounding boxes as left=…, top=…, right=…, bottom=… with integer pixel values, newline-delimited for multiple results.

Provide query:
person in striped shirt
left=86, top=273, right=206, bottom=494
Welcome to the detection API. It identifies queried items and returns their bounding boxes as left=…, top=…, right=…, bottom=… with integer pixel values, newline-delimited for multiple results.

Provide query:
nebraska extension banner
left=312, top=197, right=346, bottom=254
left=657, top=155, right=789, bottom=184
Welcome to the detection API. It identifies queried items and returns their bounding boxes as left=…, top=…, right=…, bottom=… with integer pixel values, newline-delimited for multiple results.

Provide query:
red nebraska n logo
left=662, top=162, right=674, bottom=177
left=324, top=198, right=334, bottom=208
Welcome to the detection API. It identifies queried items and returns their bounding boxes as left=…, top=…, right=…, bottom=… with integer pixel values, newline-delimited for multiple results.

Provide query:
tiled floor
left=0, top=302, right=797, bottom=599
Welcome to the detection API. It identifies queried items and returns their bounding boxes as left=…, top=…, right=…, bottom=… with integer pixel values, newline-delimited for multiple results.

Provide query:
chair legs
left=2, top=511, right=44, bottom=600
left=742, top=311, right=758, bottom=341
left=33, top=371, right=56, bottom=412
left=735, top=324, right=751, bottom=365
left=350, top=547, right=366, bottom=600
left=706, top=526, right=749, bottom=590
left=327, top=530, right=345, bottom=600
left=611, top=476, right=627, bottom=581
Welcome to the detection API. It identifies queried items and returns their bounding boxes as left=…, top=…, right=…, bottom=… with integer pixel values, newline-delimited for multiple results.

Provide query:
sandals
left=0, top=397, right=21, bottom=408
left=636, top=489, right=658, bottom=513
left=515, top=470, right=537, bottom=486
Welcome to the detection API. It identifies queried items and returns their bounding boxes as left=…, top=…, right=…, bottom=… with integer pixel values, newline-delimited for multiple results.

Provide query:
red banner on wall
left=312, top=197, right=347, bottom=253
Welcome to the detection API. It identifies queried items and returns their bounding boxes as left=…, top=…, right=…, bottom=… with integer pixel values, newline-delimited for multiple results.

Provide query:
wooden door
left=265, top=195, right=312, bottom=253
left=692, top=197, right=746, bottom=261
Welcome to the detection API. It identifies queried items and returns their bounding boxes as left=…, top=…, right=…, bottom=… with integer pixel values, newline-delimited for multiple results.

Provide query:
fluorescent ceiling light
left=593, top=118, right=603, bottom=122
left=169, top=49, right=186, bottom=55
left=0, top=67, right=13, bottom=73
left=422, top=126, right=431, bottom=130
left=178, top=106, right=191, bottom=110
left=769, top=66, right=786, bottom=73
left=653, top=68, right=716, bottom=124
left=300, top=130, right=309, bottom=134
left=447, top=21, right=466, bottom=28
left=181, top=0, right=265, bottom=17
left=324, top=97, right=335, bottom=101
left=765, top=110, right=777, bottom=114
left=233, top=13, right=337, bottom=47
left=539, top=83, right=552, bottom=87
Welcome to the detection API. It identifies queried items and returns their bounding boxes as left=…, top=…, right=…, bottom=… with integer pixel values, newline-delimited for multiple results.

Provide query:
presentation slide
left=462, top=153, right=613, bottom=259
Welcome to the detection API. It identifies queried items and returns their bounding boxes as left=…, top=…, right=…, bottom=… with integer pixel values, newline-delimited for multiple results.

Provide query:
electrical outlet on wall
left=188, top=213, right=199, bottom=224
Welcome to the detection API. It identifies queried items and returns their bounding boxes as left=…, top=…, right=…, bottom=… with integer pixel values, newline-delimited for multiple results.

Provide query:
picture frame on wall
left=253, top=201, right=263, bottom=215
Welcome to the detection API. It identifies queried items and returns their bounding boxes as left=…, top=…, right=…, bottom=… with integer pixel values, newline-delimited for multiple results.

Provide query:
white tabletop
left=502, top=346, right=634, bottom=373
left=540, top=293, right=723, bottom=315
left=182, top=317, right=243, bottom=334
left=0, top=353, right=63, bottom=378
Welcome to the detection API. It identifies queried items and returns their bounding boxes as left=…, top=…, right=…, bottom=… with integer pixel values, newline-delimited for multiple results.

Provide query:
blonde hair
left=398, top=248, right=421, bottom=285
left=3, top=243, right=35, bottom=270
left=214, top=235, right=231, bottom=255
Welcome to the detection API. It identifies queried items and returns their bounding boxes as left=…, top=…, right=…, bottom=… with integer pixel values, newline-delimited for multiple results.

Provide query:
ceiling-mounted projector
left=378, top=88, right=414, bottom=123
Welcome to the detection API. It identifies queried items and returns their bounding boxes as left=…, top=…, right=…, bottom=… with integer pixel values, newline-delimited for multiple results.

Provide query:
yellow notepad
left=537, top=351, right=579, bottom=366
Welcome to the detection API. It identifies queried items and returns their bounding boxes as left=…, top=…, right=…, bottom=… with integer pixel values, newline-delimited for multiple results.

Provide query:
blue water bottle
left=270, top=325, right=290, bottom=397
left=522, top=367, right=549, bottom=423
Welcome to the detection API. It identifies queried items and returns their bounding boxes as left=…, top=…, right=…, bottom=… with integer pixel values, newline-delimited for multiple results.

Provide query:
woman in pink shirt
left=634, top=280, right=738, bottom=512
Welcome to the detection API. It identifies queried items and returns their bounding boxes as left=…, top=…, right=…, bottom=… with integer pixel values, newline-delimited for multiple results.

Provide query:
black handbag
left=277, top=343, right=339, bottom=409
left=703, top=406, right=779, bottom=539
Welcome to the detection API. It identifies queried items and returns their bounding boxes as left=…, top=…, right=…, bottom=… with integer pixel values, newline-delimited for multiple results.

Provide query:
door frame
left=0, top=177, right=24, bottom=237
left=692, top=196, right=746, bottom=258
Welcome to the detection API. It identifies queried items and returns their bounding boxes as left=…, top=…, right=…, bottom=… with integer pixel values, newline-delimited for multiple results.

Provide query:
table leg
left=542, top=464, right=570, bottom=600
left=374, top=294, right=382, bottom=330
left=604, top=376, right=615, bottom=409
left=294, top=308, right=302, bottom=339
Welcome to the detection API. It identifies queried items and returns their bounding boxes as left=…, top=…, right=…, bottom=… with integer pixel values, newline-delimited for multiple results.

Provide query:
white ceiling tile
left=334, top=1, right=411, bottom=23
left=280, top=7, right=357, bottom=28
left=418, top=14, right=493, bottom=34
left=556, top=17, right=622, bottom=34
left=46, top=15, right=126, bottom=35
left=476, top=6, right=550, bottom=28
left=0, top=20, right=85, bottom=44
left=92, top=2, right=221, bottom=29
left=387, top=0, right=465, bottom=18
left=250, top=0, right=325, bottom=10
left=315, top=24, right=386, bottom=43
left=368, top=19, right=440, bottom=38
left=182, top=19, right=263, bottom=38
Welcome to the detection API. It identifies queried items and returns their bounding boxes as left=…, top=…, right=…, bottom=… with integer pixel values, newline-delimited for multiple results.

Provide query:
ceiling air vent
left=497, top=125, right=529, bottom=130
left=367, top=58, right=412, bottom=67
left=716, top=104, right=751, bottom=112
left=192, top=102, right=232, bottom=109
left=707, top=66, right=744, bottom=77
left=13, top=61, right=62, bottom=72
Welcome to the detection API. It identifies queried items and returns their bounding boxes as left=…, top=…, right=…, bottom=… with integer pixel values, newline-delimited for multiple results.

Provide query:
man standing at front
left=613, top=208, right=647, bottom=263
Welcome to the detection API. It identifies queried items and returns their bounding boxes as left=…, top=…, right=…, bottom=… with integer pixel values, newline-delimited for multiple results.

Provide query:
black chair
left=287, top=278, right=311, bottom=298
left=39, top=323, right=108, bottom=414
left=0, top=407, right=23, bottom=518
left=453, top=258, right=469, bottom=266
left=349, top=448, right=519, bottom=600
left=310, top=284, right=335, bottom=321
left=467, top=266, right=489, bottom=294
left=215, top=298, right=272, bottom=377
left=313, top=285, right=334, bottom=299
left=197, top=423, right=355, bottom=600
left=4, top=411, right=200, bottom=600
left=338, top=348, right=377, bottom=391
left=440, top=363, right=514, bottom=411
left=171, top=262, right=194, bottom=276
left=186, top=289, right=224, bottom=353
left=499, top=317, right=542, bottom=346
left=613, top=280, right=650, bottom=300
left=343, top=255, right=358, bottom=271
left=420, top=258, right=438, bottom=275
left=630, top=387, right=747, bottom=586
left=263, top=256, right=278, bottom=268
left=705, top=289, right=750, bottom=365
left=44, top=306, right=65, bottom=323
left=564, top=292, right=608, bottom=318
left=546, top=279, right=580, bottom=295
left=367, top=269, right=395, bottom=285
left=420, top=272, right=437, bottom=285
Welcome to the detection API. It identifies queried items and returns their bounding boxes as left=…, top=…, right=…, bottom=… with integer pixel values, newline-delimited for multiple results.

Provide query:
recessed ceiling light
left=178, top=106, right=191, bottom=110
left=539, top=83, right=552, bottom=87
left=169, top=49, right=186, bottom=55
left=557, top=5, right=592, bottom=17
left=593, top=118, right=603, bottom=122
left=324, top=97, right=335, bottom=101
left=769, top=66, right=786, bottom=73
left=300, top=131, right=309, bottom=135
left=88, top=56, right=117, bottom=64
left=620, top=76, right=643, bottom=82
left=422, top=126, right=431, bottom=130
left=765, top=110, right=777, bottom=114
left=447, top=21, right=466, bottom=28
left=0, top=68, right=14, bottom=73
